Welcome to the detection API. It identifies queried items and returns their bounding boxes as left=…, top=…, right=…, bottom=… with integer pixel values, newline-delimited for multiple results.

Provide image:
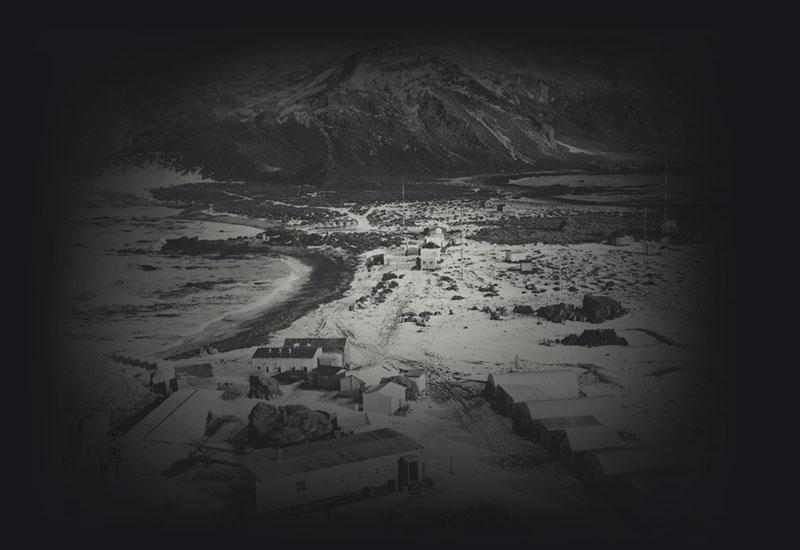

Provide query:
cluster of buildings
left=251, top=337, right=426, bottom=416
left=486, top=371, right=703, bottom=508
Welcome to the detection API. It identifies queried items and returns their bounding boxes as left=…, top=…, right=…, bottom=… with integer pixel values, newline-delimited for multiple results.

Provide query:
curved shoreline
left=163, top=247, right=357, bottom=360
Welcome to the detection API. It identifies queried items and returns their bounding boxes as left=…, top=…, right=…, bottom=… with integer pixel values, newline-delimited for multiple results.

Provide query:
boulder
left=247, top=402, right=336, bottom=449
left=582, top=294, right=625, bottom=323
left=247, top=373, right=283, bottom=400
left=561, top=329, right=629, bottom=347
left=536, top=303, right=577, bottom=323
left=513, top=304, right=535, bottom=315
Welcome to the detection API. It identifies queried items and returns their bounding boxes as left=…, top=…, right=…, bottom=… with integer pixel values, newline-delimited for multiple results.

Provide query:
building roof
left=585, top=444, right=700, bottom=478
left=562, top=426, right=623, bottom=453
left=345, top=365, right=397, bottom=387
left=253, top=346, right=320, bottom=359
left=364, top=381, right=407, bottom=399
left=540, top=415, right=602, bottom=432
left=490, top=370, right=580, bottom=402
left=516, top=396, right=619, bottom=421
left=240, top=428, right=423, bottom=481
left=118, top=389, right=222, bottom=444
left=283, top=338, right=347, bottom=352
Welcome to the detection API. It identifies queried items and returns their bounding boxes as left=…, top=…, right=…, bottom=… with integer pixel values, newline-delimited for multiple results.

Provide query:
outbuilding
left=309, top=365, right=345, bottom=391
left=487, top=370, right=580, bottom=416
left=417, top=247, right=440, bottom=270
left=539, top=415, right=602, bottom=452
left=252, top=346, right=321, bottom=375
left=505, top=250, right=526, bottom=263
left=579, top=443, right=701, bottom=489
left=239, top=428, right=424, bottom=514
left=339, top=365, right=398, bottom=397
left=175, top=363, right=215, bottom=390
left=512, top=395, right=619, bottom=438
left=559, top=426, right=623, bottom=471
left=363, top=381, right=407, bottom=415
left=520, top=260, right=534, bottom=273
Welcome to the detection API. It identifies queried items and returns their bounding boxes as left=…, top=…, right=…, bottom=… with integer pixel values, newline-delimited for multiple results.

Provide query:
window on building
left=295, top=480, right=307, bottom=492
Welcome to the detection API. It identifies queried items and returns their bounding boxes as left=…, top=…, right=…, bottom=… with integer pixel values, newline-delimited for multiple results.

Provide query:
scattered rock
left=560, top=329, right=628, bottom=347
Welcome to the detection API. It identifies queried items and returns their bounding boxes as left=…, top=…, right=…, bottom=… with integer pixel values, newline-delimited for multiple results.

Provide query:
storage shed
left=309, top=365, right=345, bottom=391
left=239, top=428, right=424, bottom=514
left=559, top=426, right=623, bottom=471
left=539, top=415, right=602, bottom=452
left=512, top=395, right=619, bottom=437
left=579, top=444, right=701, bottom=488
left=487, top=370, right=580, bottom=416
left=363, top=381, right=407, bottom=415
left=175, top=363, right=215, bottom=390
left=339, top=365, right=397, bottom=397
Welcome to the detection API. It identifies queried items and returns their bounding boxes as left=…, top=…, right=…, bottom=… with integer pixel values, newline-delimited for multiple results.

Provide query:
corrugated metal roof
left=118, top=389, right=222, bottom=444
left=253, top=346, right=320, bottom=359
left=562, top=426, right=623, bottom=453
left=241, top=428, right=423, bottom=481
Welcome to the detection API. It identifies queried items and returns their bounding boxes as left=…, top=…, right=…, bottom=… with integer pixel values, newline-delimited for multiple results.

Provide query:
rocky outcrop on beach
left=247, top=403, right=336, bottom=449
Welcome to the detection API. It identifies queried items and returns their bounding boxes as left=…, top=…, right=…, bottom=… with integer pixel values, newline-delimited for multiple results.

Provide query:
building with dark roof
left=239, top=428, right=424, bottom=513
left=284, top=337, right=351, bottom=368
left=251, top=346, right=321, bottom=375
left=309, top=365, right=345, bottom=391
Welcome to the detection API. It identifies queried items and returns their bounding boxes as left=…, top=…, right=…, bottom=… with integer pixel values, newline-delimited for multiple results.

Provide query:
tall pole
left=664, top=156, right=669, bottom=219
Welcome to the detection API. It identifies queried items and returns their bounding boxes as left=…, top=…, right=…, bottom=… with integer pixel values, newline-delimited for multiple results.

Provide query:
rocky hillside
left=69, top=34, right=718, bottom=183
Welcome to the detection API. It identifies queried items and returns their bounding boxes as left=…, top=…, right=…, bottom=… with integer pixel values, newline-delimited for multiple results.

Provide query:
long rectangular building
left=239, top=428, right=424, bottom=514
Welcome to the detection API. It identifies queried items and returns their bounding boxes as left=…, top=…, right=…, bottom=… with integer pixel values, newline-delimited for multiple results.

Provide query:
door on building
left=398, top=454, right=420, bottom=487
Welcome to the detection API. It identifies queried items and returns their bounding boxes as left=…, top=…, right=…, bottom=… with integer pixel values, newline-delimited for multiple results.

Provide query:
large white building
left=251, top=346, right=321, bottom=375
left=239, top=428, right=424, bottom=514
left=283, top=337, right=351, bottom=369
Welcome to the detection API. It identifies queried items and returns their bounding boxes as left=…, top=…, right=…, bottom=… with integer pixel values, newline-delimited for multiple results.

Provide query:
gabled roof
left=240, top=428, right=423, bottom=481
left=344, top=365, right=397, bottom=387
left=516, top=396, right=619, bottom=421
left=364, top=381, right=407, bottom=398
left=118, top=389, right=222, bottom=444
left=562, top=426, right=623, bottom=453
left=283, top=338, right=347, bottom=352
left=490, top=370, right=580, bottom=402
left=253, top=346, right=320, bottom=359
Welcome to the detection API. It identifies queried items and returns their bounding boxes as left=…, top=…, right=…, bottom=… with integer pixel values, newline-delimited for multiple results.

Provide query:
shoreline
left=163, top=246, right=357, bottom=360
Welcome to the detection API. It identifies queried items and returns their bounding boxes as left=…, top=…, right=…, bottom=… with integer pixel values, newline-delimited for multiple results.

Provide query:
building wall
left=420, top=257, right=438, bottom=270
left=363, top=391, right=403, bottom=415
left=253, top=356, right=318, bottom=374
left=253, top=451, right=421, bottom=513
left=339, top=376, right=366, bottom=396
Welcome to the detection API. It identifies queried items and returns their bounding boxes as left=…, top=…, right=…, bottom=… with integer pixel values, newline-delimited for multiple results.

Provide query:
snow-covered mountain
left=72, top=35, right=717, bottom=183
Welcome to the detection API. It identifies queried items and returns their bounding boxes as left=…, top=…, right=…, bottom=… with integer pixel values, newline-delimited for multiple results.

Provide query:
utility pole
left=664, top=156, right=669, bottom=219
